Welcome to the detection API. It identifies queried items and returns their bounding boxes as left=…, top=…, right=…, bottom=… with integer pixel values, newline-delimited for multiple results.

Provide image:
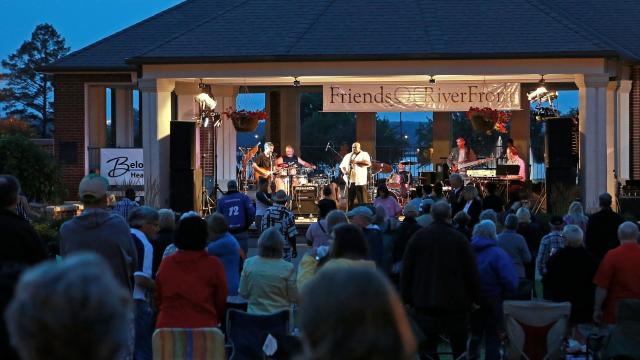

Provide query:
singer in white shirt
left=340, top=142, right=371, bottom=210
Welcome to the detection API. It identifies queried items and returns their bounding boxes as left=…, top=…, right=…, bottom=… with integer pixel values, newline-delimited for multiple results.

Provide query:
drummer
left=276, top=145, right=316, bottom=170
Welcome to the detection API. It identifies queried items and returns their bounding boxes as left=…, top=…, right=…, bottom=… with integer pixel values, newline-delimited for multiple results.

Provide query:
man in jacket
left=585, top=193, right=624, bottom=262
left=216, top=180, right=256, bottom=256
left=400, top=201, right=481, bottom=359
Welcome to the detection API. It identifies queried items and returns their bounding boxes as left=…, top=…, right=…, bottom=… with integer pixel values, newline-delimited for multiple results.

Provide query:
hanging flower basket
left=466, top=107, right=511, bottom=134
left=223, top=109, right=268, bottom=132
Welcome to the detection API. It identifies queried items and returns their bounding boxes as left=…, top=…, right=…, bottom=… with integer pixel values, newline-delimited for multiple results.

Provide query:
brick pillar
left=53, top=73, right=133, bottom=199
left=631, top=66, right=640, bottom=179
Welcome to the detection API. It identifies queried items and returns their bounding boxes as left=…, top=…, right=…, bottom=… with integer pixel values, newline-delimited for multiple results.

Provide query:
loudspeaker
left=419, top=171, right=437, bottom=186
left=545, top=166, right=578, bottom=215
left=170, top=120, right=200, bottom=170
left=170, top=169, right=203, bottom=214
left=294, top=186, right=318, bottom=216
left=545, top=117, right=579, bottom=168
left=619, top=197, right=640, bottom=219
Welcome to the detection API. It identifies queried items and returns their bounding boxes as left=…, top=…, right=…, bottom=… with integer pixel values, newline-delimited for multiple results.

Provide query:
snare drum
left=294, top=175, right=308, bottom=186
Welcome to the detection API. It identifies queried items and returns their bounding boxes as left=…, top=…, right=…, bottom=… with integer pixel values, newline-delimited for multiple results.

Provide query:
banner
left=323, top=83, right=520, bottom=112
left=100, top=148, right=144, bottom=186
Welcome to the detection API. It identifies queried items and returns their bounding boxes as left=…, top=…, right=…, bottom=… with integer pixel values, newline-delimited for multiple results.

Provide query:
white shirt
left=340, top=151, right=371, bottom=186
left=131, top=228, right=153, bottom=301
left=458, top=148, right=466, bottom=163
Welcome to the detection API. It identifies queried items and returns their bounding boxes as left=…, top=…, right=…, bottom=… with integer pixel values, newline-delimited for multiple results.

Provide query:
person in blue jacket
left=468, top=220, right=518, bottom=360
left=216, top=180, right=255, bottom=255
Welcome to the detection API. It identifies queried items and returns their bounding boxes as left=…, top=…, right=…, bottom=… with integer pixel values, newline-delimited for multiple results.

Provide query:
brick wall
left=632, top=66, right=640, bottom=179
left=53, top=73, right=132, bottom=199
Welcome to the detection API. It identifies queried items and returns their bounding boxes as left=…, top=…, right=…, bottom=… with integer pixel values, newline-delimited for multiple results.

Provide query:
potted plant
left=466, top=107, right=511, bottom=134
left=223, top=109, right=268, bottom=132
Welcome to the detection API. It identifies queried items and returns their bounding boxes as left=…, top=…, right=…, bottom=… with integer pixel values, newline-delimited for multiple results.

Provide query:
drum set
left=371, top=160, right=418, bottom=205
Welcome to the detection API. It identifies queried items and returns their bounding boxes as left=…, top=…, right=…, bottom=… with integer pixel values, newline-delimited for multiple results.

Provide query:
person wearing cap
left=216, top=180, right=255, bottom=256
left=260, top=190, right=298, bottom=261
left=416, top=198, right=434, bottom=228
left=347, top=206, right=384, bottom=269
left=536, top=215, right=566, bottom=277
left=59, top=174, right=138, bottom=293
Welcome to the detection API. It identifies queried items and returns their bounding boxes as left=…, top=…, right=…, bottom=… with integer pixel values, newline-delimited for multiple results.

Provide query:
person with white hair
left=563, top=201, right=588, bottom=233
left=593, top=221, right=640, bottom=324
left=4, top=253, right=133, bottom=360
left=468, top=220, right=518, bottom=360
left=543, top=224, right=597, bottom=323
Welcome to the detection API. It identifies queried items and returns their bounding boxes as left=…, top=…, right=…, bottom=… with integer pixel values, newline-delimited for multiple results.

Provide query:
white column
left=617, top=80, right=632, bottom=180
left=87, top=86, right=106, bottom=148
left=139, top=78, right=174, bottom=208
left=174, top=81, right=199, bottom=120
left=114, top=88, right=134, bottom=147
left=280, top=88, right=300, bottom=152
left=213, top=86, right=238, bottom=191
left=575, top=74, right=610, bottom=211
left=606, top=81, right=617, bottom=206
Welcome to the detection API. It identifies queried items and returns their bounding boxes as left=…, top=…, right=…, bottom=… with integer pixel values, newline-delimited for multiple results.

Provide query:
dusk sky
left=0, top=0, right=578, bottom=120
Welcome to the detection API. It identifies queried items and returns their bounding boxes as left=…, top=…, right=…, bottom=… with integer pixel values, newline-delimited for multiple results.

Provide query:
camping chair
left=503, top=300, right=571, bottom=360
left=226, top=309, right=290, bottom=360
left=600, top=299, right=640, bottom=360
left=152, top=327, right=226, bottom=360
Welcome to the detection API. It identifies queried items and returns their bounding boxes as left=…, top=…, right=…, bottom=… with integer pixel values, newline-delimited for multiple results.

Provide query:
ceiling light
left=293, top=77, right=301, bottom=87
left=527, top=75, right=550, bottom=101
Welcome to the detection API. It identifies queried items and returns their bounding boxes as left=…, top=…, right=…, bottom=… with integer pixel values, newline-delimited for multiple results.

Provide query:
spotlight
left=527, top=74, right=549, bottom=101
left=293, top=77, right=301, bottom=87
left=536, top=74, right=547, bottom=93
left=203, top=117, right=210, bottom=128
left=428, top=75, right=436, bottom=85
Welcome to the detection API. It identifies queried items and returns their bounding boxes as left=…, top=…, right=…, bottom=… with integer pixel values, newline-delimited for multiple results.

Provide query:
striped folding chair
left=152, top=327, right=226, bottom=360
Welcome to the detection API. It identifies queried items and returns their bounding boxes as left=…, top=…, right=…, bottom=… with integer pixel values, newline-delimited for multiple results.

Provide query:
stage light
left=203, top=117, right=210, bottom=128
left=195, top=92, right=217, bottom=110
left=293, top=77, right=301, bottom=87
left=527, top=75, right=549, bottom=101
left=404, top=134, right=409, bottom=139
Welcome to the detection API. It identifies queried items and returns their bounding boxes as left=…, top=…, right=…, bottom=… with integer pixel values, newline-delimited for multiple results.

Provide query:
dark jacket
left=543, top=247, right=597, bottom=323
left=153, top=229, right=174, bottom=276
left=393, top=217, right=422, bottom=263
left=470, top=235, right=518, bottom=299
left=0, top=209, right=47, bottom=264
left=0, top=209, right=47, bottom=360
left=464, top=198, right=482, bottom=226
left=216, top=191, right=256, bottom=233
left=401, top=221, right=481, bottom=313
left=517, top=222, right=545, bottom=281
left=483, top=194, right=505, bottom=213
left=585, top=207, right=624, bottom=261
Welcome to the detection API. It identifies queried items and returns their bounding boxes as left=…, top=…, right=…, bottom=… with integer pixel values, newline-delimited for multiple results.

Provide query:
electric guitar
left=451, top=157, right=495, bottom=173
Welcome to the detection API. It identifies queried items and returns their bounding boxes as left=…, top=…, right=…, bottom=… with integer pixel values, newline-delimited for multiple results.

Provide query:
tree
left=1, top=24, right=69, bottom=138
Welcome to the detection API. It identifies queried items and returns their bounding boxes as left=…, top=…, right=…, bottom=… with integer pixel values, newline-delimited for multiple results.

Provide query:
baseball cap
left=78, top=174, right=109, bottom=200
left=346, top=206, right=373, bottom=218
left=227, top=180, right=238, bottom=190
left=420, top=198, right=434, bottom=211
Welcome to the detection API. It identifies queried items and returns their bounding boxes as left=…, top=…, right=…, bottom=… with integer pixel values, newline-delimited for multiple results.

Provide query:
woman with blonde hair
left=563, top=201, right=589, bottom=233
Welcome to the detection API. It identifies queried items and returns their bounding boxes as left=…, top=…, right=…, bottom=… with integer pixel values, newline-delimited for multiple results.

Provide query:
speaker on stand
left=169, top=120, right=203, bottom=214
left=544, top=117, right=579, bottom=214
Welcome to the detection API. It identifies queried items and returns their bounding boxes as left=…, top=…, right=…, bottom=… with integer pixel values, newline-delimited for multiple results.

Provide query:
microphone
left=325, top=142, right=331, bottom=151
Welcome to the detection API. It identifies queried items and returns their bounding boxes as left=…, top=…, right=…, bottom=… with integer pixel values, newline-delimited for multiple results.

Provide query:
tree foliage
left=0, top=134, right=65, bottom=202
left=1, top=24, right=69, bottom=138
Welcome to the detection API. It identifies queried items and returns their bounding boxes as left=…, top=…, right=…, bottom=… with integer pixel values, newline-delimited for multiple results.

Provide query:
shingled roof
left=41, top=0, right=640, bottom=72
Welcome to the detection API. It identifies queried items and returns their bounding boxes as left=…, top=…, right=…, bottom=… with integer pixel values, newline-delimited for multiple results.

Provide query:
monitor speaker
left=293, top=186, right=318, bottom=216
left=170, top=120, right=199, bottom=170
left=545, top=117, right=579, bottom=168
left=170, top=169, right=202, bottom=214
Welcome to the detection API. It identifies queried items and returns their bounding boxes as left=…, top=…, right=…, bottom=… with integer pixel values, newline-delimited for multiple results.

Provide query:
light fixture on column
left=195, top=80, right=217, bottom=110
left=428, top=75, right=436, bottom=85
left=292, top=76, right=301, bottom=87
left=527, top=74, right=549, bottom=101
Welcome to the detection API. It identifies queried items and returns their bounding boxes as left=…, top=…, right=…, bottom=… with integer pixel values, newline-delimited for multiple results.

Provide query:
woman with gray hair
left=543, top=224, right=598, bottom=323
left=468, top=220, right=518, bottom=360
left=239, top=228, right=297, bottom=314
left=5, top=253, right=133, bottom=360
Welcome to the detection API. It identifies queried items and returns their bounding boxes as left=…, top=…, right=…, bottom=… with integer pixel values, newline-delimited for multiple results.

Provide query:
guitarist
left=339, top=142, right=371, bottom=210
left=447, top=137, right=477, bottom=173
left=252, top=142, right=275, bottom=186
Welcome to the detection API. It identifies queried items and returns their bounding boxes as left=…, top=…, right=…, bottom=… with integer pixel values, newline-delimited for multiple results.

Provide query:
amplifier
left=295, top=186, right=317, bottom=193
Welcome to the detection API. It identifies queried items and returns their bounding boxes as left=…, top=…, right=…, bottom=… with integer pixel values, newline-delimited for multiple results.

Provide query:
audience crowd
left=1, top=171, right=640, bottom=360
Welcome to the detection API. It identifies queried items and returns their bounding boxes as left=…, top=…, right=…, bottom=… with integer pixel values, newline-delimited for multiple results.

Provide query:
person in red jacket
left=156, top=216, right=227, bottom=328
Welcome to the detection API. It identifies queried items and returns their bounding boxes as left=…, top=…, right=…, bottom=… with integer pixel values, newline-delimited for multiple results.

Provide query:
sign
left=100, top=148, right=144, bottom=186
left=322, top=83, right=520, bottom=112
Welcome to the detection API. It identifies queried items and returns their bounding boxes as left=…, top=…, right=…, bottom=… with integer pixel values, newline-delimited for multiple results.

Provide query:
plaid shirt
left=260, top=204, right=297, bottom=246
left=113, top=198, right=139, bottom=221
left=536, top=230, right=565, bottom=275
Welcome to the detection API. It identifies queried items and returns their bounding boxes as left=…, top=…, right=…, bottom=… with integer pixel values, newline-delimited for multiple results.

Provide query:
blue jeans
left=468, top=296, right=504, bottom=360
left=134, top=300, right=154, bottom=360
